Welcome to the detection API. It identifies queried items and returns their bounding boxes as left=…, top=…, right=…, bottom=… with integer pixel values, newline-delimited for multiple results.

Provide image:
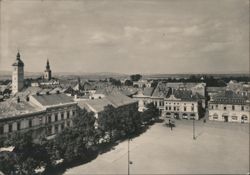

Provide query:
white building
left=208, top=90, right=249, bottom=123
left=133, top=84, right=204, bottom=120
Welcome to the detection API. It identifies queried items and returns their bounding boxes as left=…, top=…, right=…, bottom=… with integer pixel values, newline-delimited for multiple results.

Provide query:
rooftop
left=0, top=98, right=42, bottom=119
left=210, top=90, right=249, bottom=105
left=77, top=91, right=136, bottom=113
left=31, top=93, right=74, bottom=106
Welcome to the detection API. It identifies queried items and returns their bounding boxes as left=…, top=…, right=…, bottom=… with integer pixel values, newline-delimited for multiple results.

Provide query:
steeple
left=17, top=51, right=20, bottom=60
left=12, top=51, right=24, bottom=67
left=44, top=59, right=52, bottom=81
left=46, top=59, right=50, bottom=70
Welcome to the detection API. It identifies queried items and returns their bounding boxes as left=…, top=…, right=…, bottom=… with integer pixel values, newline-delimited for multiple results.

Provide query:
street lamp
left=193, top=117, right=196, bottom=140
left=128, top=137, right=133, bottom=175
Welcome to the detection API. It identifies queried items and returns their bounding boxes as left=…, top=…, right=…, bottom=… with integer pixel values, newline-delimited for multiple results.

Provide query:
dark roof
left=166, top=89, right=203, bottom=101
left=210, top=90, right=248, bottom=105
left=152, top=82, right=170, bottom=97
left=31, top=93, right=74, bottom=106
left=12, top=52, right=24, bottom=67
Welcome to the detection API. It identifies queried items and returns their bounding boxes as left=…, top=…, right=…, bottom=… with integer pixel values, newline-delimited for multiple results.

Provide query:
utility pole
left=128, top=138, right=130, bottom=175
left=193, top=118, right=196, bottom=140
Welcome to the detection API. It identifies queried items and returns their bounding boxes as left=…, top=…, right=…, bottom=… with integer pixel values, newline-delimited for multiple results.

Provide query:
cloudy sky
left=0, top=0, right=249, bottom=74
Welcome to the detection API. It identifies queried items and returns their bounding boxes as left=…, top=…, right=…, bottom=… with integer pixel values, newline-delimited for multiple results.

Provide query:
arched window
left=241, top=115, right=248, bottom=121
left=213, top=113, right=218, bottom=119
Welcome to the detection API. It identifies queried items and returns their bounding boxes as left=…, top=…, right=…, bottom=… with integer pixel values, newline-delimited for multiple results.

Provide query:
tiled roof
left=142, top=87, right=155, bottom=96
left=210, top=90, right=248, bottom=105
left=152, top=82, right=170, bottom=97
left=106, top=91, right=137, bottom=108
left=31, top=93, right=74, bottom=106
left=77, top=98, right=112, bottom=113
left=77, top=91, right=136, bottom=113
left=0, top=98, right=42, bottom=119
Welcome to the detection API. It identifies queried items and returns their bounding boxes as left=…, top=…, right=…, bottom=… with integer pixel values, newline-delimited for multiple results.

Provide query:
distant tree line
left=0, top=103, right=159, bottom=175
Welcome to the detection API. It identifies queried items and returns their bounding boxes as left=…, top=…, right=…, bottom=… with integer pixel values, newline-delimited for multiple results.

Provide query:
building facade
left=0, top=93, right=78, bottom=141
left=133, top=84, right=204, bottom=120
left=208, top=90, right=249, bottom=123
left=12, top=52, right=24, bottom=94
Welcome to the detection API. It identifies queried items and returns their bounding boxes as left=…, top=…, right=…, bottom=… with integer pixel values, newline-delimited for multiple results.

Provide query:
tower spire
left=46, top=58, right=50, bottom=69
left=16, top=49, right=20, bottom=60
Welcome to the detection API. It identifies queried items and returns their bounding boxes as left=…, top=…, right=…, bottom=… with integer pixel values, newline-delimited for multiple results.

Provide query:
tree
left=0, top=151, right=17, bottom=175
left=97, top=105, right=118, bottom=142
left=141, top=103, right=160, bottom=124
left=6, top=131, right=51, bottom=175
left=130, top=74, right=142, bottom=82
left=151, top=80, right=158, bottom=88
left=125, top=79, right=133, bottom=86
left=109, top=78, right=121, bottom=86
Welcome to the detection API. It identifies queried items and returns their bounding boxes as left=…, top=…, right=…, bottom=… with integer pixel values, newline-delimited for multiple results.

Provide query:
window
left=191, top=107, right=194, bottom=111
left=29, top=120, right=32, bottom=128
left=9, top=124, right=12, bottom=133
left=211, top=105, right=213, bottom=109
left=66, top=121, right=71, bottom=127
left=241, top=106, right=244, bottom=111
left=17, top=122, right=21, bottom=130
left=61, top=113, right=64, bottom=120
left=169, top=107, right=171, bottom=111
left=67, top=111, right=70, bottom=119
left=48, top=116, right=52, bottom=123
left=232, top=116, right=238, bottom=120
left=174, top=107, right=176, bottom=111
left=165, top=106, right=168, bottom=110
left=72, top=111, right=75, bottom=116
left=55, top=114, right=58, bottom=122
left=241, top=115, right=248, bottom=121
left=224, top=106, right=227, bottom=110
left=232, top=105, right=235, bottom=110
left=0, top=126, right=3, bottom=134
left=47, top=126, right=52, bottom=135
left=184, top=107, right=186, bottom=111
left=54, top=125, right=59, bottom=133
left=216, top=104, right=218, bottom=109
left=61, top=123, right=65, bottom=130
left=213, top=113, right=218, bottom=120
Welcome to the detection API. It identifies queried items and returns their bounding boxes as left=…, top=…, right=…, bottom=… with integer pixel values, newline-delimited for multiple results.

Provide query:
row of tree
left=0, top=103, right=159, bottom=175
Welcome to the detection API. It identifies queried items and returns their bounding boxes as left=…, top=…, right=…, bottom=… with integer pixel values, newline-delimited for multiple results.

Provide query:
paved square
left=64, top=120, right=249, bottom=174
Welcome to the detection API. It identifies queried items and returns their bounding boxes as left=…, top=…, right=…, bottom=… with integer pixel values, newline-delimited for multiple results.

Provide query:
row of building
left=0, top=51, right=249, bottom=142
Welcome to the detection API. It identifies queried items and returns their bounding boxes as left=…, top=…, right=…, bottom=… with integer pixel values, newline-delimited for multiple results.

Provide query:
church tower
left=12, top=51, right=24, bottom=94
left=44, top=59, right=52, bottom=80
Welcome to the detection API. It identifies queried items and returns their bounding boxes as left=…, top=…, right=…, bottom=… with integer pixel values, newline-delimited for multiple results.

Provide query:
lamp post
left=128, top=138, right=130, bottom=175
left=193, top=117, right=196, bottom=140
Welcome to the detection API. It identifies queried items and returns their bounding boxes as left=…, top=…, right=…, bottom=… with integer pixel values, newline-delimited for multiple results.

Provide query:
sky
left=0, top=0, right=249, bottom=74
